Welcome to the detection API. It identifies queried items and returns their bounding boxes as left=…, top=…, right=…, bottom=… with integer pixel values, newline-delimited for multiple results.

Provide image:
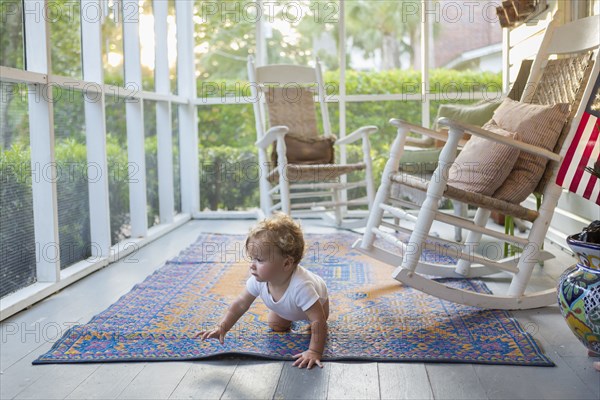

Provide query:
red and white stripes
left=557, top=112, right=600, bottom=205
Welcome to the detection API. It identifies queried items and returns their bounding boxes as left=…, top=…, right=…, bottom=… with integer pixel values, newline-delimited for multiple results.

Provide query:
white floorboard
left=1, top=342, right=53, bottom=400
left=426, top=364, right=488, bottom=400
left=116, top=362, right=190, bottom=399
left=220, top=360, right=284, bottom=400
left=273, top=361, right=331, bottom=399
left=378, top=363, right=434, bottom=400
left=169, top=360, right=237, bottom=400
left=326, top=362, right=380, bottom=399
left=474, top=351, right=596, bottom=400
left=66, top=363, right=145, bottom=400
left=13, top=364, right=99, bottom=400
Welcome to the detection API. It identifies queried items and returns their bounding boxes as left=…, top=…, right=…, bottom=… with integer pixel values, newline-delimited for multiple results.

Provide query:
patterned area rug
left=34, top=232, right=553, bottom=366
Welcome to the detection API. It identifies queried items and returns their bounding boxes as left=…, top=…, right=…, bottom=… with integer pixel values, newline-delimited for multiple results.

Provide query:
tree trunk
left=408, top=30, right=418, bottom=70
left=1, top=84, right=14, bottom=148
left=381, top=34, right=401, bottom=70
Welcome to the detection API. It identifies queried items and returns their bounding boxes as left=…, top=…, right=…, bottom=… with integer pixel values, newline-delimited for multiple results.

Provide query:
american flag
left=556, top=74, right=600, bottom=205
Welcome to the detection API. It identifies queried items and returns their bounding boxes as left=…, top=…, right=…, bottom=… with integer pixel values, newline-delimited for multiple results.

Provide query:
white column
left=154, top=0, right=174, bottom=223
left=502, top=27, right=510, bottom=94
left=247, top=56, right=271, bottom=215
left=338, top=0, right=346, bottom=141
left=24, top=0, right=60, bottom=281
left=176, top=0, right=199, bottom=215
left=81, top=0, right=112, bottom=256
left=122, top=0, right=148, bottom=236
left=338, top=0, right=348, bottom=210
left=256, top=0, right=267, bottom=67
left=421, top=0, right=430, bottom=127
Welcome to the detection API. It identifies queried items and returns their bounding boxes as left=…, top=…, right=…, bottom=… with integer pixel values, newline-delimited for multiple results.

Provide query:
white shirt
left=246, top=265, right=328, bottom=322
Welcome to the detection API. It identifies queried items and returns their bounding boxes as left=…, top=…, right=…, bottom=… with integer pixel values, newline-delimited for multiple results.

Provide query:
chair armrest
left=389, top=118, right=469, bottom=147
left=437, top=117, right=561, bottom=162
left=335, top=125, right=378, bottom=146
left=255, top=126, right=289, bottom=148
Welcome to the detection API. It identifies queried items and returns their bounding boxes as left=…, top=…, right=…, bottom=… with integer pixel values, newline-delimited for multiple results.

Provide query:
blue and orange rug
left=34, top=232, right=553, bottom=366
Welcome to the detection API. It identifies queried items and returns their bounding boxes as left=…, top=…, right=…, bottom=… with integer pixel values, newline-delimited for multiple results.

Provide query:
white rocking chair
left=247, top=56, right=378, bottom=227
left=355, top=14, right=600, bottom=310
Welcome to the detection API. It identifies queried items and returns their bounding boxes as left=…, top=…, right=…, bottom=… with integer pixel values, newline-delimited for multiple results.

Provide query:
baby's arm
left=293, top=300, right=328, bottom=369
left=200, top=289, right=256, bottom=343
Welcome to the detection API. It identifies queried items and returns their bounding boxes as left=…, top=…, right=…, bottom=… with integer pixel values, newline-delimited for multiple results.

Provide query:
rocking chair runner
left=355, top=14, right=600, bottom=310
left=248, top=57, right=378, bottom=227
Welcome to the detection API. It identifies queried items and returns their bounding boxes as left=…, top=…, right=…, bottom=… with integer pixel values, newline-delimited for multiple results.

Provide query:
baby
left=200, top=214, right=329, bottom=369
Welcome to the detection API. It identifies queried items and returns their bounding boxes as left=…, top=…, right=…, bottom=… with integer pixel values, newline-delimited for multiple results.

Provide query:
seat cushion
left=491, top=98, right=570, bottom=203
left=447, top=122, right=520, bottom=196
left=398, top=146, right=442, bottom=174
left=270, top=134, right=336, bottom=166
left=267, top=162, right=365, bottom=183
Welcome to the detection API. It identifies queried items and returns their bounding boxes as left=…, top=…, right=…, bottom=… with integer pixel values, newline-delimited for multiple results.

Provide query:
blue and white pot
left=557, top=233, right=600, bottom=354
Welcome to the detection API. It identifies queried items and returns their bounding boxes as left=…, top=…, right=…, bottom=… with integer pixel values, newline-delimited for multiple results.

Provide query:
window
left=105, top=94, right=131, bottom=245
left=144, top=99, right=160, bottom=227
left=429, top=0, right=502, bottom=118
left=102, top=0, right=125, bottom=86
left=345, top=1, right=421, bottom=95
left=49, top=0, right=83, bottom=78
left=1, top=81, right=35, bottom=297
left=53, top=88, right=92, bottom=268
left=0, top=0, right=24, bottom=69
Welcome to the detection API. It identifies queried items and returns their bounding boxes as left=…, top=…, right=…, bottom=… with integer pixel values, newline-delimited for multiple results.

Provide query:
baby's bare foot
left=587, top=351, right=600, bottom=371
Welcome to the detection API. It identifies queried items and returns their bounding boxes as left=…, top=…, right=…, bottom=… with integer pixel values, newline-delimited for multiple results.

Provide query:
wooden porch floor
left=1, top=219, right=598, bottom=400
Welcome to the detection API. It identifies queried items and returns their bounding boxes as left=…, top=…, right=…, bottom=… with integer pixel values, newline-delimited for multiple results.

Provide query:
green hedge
left=199, top=145, right=259, bottom=210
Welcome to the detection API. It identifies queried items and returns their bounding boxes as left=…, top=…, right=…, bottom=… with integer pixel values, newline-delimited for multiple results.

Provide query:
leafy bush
left=54, top=138, right=92, bottom=267
left=199, top=145, right=260, bottom=210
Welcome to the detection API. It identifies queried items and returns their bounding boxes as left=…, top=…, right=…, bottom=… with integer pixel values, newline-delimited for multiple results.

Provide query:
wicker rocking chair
left=248, top=57, right=378, bottom=227
left=354, top=14, right=600, bottom=310
left=391, top=59, right=535, bottom=243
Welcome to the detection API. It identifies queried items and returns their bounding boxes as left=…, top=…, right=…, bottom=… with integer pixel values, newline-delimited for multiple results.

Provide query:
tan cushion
left=265, top=86, right=334, bottom=165
left=447, top=122, right=520, bottom=195
left=491, top=98, right=570, bottom=203
left=271, top=134, right=336, bottom=166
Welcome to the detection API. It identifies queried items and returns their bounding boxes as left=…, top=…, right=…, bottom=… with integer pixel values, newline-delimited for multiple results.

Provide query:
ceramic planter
left=557, top=233, right=600, bottom=354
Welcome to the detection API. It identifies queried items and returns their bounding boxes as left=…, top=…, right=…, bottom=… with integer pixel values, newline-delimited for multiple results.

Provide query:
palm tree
left=346, top=0, right=423, bottom=70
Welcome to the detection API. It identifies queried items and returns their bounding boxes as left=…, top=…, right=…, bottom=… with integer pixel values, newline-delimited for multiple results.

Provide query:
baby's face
left=246, top=240, right=288, bottom=283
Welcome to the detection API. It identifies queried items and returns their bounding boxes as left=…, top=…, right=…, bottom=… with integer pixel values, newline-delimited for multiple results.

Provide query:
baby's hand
left=292, top=349, right=323, bottom=369
left=197, top=325, right=227, bottom=344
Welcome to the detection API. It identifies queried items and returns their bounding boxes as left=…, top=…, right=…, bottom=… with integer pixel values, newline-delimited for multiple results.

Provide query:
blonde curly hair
left=245, top=213, right=305, bottom=265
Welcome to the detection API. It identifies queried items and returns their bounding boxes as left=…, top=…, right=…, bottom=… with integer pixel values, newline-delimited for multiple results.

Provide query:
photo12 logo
left=401, top=1, right=501, bottom=23
left=198, top=1, right=339, bottom=24
left=0, top=1, right=139, bottom=25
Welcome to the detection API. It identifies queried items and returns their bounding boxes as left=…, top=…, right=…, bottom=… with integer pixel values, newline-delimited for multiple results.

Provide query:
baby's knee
left=268, top=321, right=291, bottom=332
